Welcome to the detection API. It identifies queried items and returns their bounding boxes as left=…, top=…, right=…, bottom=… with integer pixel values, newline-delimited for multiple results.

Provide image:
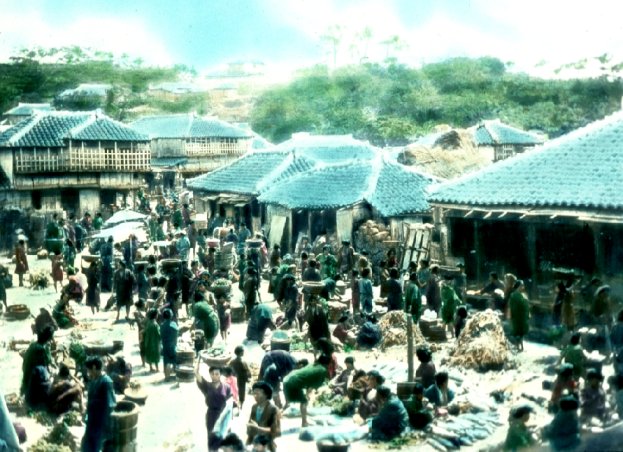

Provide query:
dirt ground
left=0, top=251, right=614, bottom=452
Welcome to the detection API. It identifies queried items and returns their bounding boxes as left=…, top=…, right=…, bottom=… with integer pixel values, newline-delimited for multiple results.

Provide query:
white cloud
left=0, top=10, right=173, bottom=65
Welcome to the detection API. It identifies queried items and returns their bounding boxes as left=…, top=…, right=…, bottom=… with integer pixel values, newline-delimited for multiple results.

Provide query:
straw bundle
left=379, top=310, right=426, bottom=349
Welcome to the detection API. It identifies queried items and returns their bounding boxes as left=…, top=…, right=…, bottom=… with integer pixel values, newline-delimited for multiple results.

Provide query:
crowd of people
left=4, top=193, right=623, bottom=451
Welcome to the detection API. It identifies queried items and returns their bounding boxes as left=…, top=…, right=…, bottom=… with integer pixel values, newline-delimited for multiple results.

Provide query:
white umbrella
left=103, top=210, right=148, bottom=228
left=92, top=221, right=148, bottom=244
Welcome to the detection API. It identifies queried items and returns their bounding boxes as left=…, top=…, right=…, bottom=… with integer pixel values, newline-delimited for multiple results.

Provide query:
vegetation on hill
left=250, top=58, right=623, bottom=145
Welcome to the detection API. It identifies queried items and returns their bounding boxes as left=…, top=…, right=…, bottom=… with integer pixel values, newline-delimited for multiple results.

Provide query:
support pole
left=407, top=314, right=414, bottom=382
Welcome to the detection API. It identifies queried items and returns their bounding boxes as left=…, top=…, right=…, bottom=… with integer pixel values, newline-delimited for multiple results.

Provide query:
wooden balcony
left=14, top=143, right=151, bottom=174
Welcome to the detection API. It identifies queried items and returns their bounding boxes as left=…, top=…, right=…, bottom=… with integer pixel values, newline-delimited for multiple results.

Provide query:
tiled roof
left=0, top=112, right=90, bottom=147
left=0, top=111, right=147, bottom=147
left=59, top=83, right=111, bottom=98
left=369, top=159, right=439, bottom=217
left=429, top=111, right=623, bottom=211
left=273, top=133, right=378, bottom=163
left=4, top=103, right=53, bottom=116
left=68, top=117, right=148, bottom=142
left=259, top=156, right=437, bottom=215
left=258, top=162, right=374, bottom=210
left=186, top=150, right=293, bottom=195
left=130, top=114, right=252, bottom=139
left=473, top=120, right=544, bottom=146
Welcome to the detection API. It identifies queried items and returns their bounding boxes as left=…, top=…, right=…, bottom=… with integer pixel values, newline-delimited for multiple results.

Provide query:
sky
left=1, top=0, right=622, bottom=77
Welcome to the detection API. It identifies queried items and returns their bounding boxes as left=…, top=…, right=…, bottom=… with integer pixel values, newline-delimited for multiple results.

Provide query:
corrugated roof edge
left=429, top=110, right=623, bottom=204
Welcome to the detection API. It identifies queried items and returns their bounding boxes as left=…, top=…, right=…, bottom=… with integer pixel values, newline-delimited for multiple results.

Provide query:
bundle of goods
left=448, top=310, right=510, bottom=371
left=37, top=249, right=49, bottom=260
left=199, top=346, right=230, bottom=367
left=211, top=278, right=232, bottom=298
left=29, top=270, right=50, bottom=290
left=379, top=310, right=427, bottom=349
left=354, top=220, right=394, bottom=269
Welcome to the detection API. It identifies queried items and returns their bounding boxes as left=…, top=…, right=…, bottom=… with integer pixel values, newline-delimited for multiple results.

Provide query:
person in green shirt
left=560, top=332, right=585, bottom=380
left=193, top=300, right=220, bottom=348
left=509, top=280, right=530, bottom=351
left=404, top=272, right=422, bottom=322
left=440, top=275, right=461, bottom=329
left=283, top=355, right=330, bottom=427
left=143, top=309, right=161, bottom=373
left=92, top=212, right=104, bottom=231
left=504, top=404, right=535, bottom=451
left=403, top=382, right=433, bottom=430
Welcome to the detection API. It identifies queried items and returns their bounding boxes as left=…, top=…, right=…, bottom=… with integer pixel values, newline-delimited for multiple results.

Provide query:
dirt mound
left=379, top=310, right=427, bottom=349
left=448, top=310, right=510, bottom=371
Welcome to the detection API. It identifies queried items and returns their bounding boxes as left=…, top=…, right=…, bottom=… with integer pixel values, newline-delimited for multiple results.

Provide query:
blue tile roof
left=369, top=159, right=439, bottom=217
left=258, top=162, right=374, bottom=210
left=186, top=150, right=293, bottom=195
left=259, top=156, right=437, bottom=216
left=273, top=133, right=378, bottom=163
left=0, top=112, right=147, bottom=147
left=429, top=111, right=623, bottom=211
left=69, top=117, right=148, bottom=142
left=4, top=103, right=53, bottom=116
left=131, top=114, right=252, bottom=139
left=473, top=120, right=543, bottom=146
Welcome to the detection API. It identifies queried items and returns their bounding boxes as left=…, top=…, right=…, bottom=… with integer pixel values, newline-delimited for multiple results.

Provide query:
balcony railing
left=14, top=143, right=151, bottom=173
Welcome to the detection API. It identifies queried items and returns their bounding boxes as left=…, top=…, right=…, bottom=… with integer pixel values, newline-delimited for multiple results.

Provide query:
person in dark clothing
left=305, top=297, right=331, bottom=346
left=415, top=347, right=436, bottom=390
left=260, top=350, right=298, bottom=408
left=243, top=268, right=261, bottom=318
left=195, top=364, right=232, bottom=450
left=385, top=268, right=403, bottom=311
left=404, top=382, right=433, bottom=430
left=229, top=346, right=252, bottom=408
left=85, top=260, right=101, bottom=315
left=425, top=265, right=441, bottom=313
left=356, top=315, right=382, bottom=349
left=302, top=259, right=321, bottom=282
left=543, top=395, right=581, bottom=451
left=246, top=304, right=276, bottom=343
left=82, top=356, right=116, bottom=452
left=113, top=260, right=135, bottom=322
left=99, top=236, right=114, bottom=292
left=369, top=385, right=410, bottom=441
left=454, top=306, right=468, bottom=338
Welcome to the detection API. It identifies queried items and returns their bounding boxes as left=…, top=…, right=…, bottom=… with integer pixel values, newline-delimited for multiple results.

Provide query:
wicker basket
left=199, top=350, right=230, bottom=368
left=303, top=282, right=325, bottom=295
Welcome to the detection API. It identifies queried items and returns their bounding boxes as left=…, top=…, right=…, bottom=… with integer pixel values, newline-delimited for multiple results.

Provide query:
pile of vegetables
left=29, top=270, right=50, bottom=290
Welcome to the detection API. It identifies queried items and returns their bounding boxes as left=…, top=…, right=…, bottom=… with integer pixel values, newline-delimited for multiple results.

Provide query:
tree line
left=249, top=57, right=623, bottom=145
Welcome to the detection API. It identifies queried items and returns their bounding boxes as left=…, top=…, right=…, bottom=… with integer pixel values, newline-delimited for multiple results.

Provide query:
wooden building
left=130, top=114, right=253, bottom=190
left=188, top=133, right=437, bottom=252
left=472, top=119, right=544, bottom=162
left=429, top=111, right=623, bottom=289
left=0, top=110, right=150, bottom=215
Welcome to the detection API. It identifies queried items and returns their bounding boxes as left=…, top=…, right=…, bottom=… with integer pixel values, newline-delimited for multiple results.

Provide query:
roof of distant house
left=59, top=83, right=112, bottom=98
left=130, top=113, right=252, bottom=139
left=4, top=103, right=54, bottom=116
left=0, top=111, right=148, bottom=147
left=472, top=120, right=544, bottom=146
left=429, top=110, right=623, bottom=211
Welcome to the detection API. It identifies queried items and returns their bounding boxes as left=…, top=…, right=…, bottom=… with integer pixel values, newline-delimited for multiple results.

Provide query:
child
left=217, top=296, right=231, bottom=341
left=222, top=366, right=239, bottom=413
left=560, top=332, right=585, bottom=381
left=229, top=345, right=251, bottom=409
left=454, top=306, right=468, bottom=338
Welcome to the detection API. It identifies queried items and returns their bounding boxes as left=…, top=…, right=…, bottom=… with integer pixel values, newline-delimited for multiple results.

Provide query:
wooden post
left=474, top=220, right=481, bottom=284
left=407, top=314, right=414, bottom=381
left=526, top=223, right=538, bottom=299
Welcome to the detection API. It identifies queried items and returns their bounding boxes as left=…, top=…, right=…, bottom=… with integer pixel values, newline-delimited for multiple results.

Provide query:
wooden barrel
left=176, top=349, right=195, bottom=366
left=176, top=365, right=195, bottom=382
left=110, top=401, right=139, bottom=452
left=231, top=305, right=246, bottom=323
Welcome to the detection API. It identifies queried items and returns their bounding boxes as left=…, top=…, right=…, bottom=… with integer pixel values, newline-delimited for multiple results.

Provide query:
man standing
left=337, top=240, right=355, bottom=280
left=82, top=356, right=116, bottom=452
